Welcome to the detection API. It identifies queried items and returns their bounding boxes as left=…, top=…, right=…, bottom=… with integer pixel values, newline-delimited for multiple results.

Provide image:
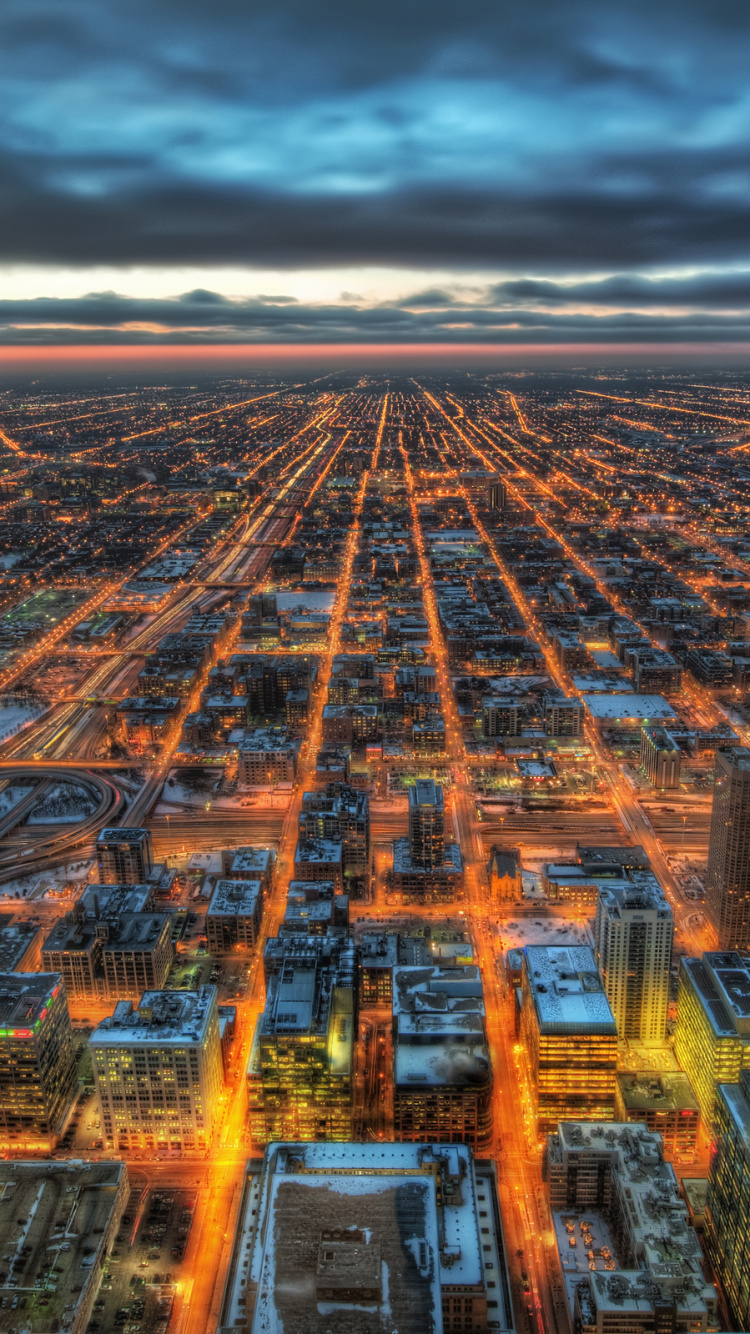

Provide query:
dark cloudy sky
left=2, top=0, right=750, bottom=350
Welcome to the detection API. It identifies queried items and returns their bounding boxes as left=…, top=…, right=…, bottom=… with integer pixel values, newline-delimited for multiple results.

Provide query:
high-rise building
left=705, top=1069, right=750, bottom=1332
left=96, top=827, right=153, bottom=885
left=408, top=779, right=444, bottom=867
left=705, top=745, right=750, bottom=948
left=393, top=778, right=463, bottom=901
left=594, top=878, right=673, bottom=1045
left=640, top=725, right=682, bottom=788
left=521, top=946, right=618, bottom=1130
left=674, top=951, right=750, bottom=1134
left=248, top=934, right=356, bottom=1144
left=0, top=972, right=76, bottom=1150
left=547, top=1120, right=717, bottom=1334
left=220, top=1141, right=515, bottom=1334
left=90, top=987, right=223, bottom=1153
left=298, top=783, right=370, bottom=879
left=392, top=964, right=493, bottom=1150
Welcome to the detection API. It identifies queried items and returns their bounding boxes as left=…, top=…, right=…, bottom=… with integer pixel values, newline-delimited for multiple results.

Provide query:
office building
left=237, top=728, right=298, bottom=785
left=674, top=951, right=750, bottom=1134
left=298, top=783, right=370, bottom=879
left=247, top=934, right=356, bottom=1144
left=409, top=779, right=444, bottom=866
left=0, top=973, right=76, bottom=1151
left=206, top=878, right=263, bottom=953
left=544, top=691, right=585, bottom=739
left=393, top=779, right=464, bottom=902
left=223, top=845, right=275, bottom=890
left=0, top=919, right=41, bottom=973
left=100, top=913, right=174, bottom=999
left=90, top=987, right=223, bottom=1153
left=280, top=881, right=349, bottom=936
left=96, top=827, right=153, bottom=885
left=614, top=1071, right=700, bottom=1161
left=41, top=885, right=171, bottom=1001
left=705, top=746, right=750, bottom=948
left=594, top=878, right=673, bottom=1045
left=640, top=725, right=682, bottom=788
left=293, top=838, right=344, bottom=888
left=358, top=932, right=398, bottom=1004
left=0, top=1160, right=128, bottom=1334
left=392, top=964, right=493, bottom=1150
left=521, top=946, right=618, bottom=1130
left=547, top=1121, right=717, bottom=1334
left=220, top=1141, right=515, bottom=1334
left=705, top=1070, right=750, bottom=1333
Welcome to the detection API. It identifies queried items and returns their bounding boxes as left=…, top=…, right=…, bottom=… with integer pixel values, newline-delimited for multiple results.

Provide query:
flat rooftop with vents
left=0, top=1159, right=128, bottom=1334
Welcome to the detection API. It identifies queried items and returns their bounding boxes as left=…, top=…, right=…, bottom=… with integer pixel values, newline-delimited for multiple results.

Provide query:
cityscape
left=0, top=371, right=747, bottom=1332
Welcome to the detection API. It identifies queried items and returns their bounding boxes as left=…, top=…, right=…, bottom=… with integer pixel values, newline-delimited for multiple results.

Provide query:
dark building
left=705, top=746, right=750, bottom=949
left=408, top=779, right=444, bottom=868
left=96, top=827, right=154, bottom=885
left=706, top=1070, right=750, bottom=1332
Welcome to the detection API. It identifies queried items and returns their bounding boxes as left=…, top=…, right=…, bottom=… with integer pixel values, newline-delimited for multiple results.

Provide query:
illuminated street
left=0, top=373, right=747, bottom=1332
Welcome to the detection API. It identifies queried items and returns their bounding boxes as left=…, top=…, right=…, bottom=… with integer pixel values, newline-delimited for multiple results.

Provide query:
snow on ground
left=497, top=915, right=594, bottom=952
left=0, top=859, right=93, bottom=901
left=0, top=784, right=33, bottom=819
left=0, top=699, right=47, bottom=741
left=27, top=783, right=96, bottom=824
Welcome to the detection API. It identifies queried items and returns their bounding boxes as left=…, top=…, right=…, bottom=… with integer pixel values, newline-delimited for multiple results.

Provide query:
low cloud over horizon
left=3, top=0, right=750, bottom=348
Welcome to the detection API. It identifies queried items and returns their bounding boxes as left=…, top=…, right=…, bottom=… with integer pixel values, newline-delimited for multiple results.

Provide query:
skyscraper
left=0, top=973, right=76, bottom=1150
left=408, top=779, right=444, bottom=867
left=521, top=946, right=618, bottom=1130
left=706, top=1069, right=750, bottom=1332
left=96, top=827, right=154, bottom=885
left=594, top=878, right=673, bottom=1045
left=90, top=987, right=223, bottom=1153
left=706, top=746, right=750, bottom=949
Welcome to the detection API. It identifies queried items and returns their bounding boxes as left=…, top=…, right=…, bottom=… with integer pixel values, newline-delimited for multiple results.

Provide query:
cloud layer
left=2, top=0, right=750, bottom=341
left=4, top=281, right=750, bottom=345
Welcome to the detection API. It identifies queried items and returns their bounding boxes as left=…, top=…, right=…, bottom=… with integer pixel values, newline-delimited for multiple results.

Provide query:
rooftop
left=208, top=878, right=262, bottom=917
left=616, top=1071, right=699, bottom=1115
left=0, top=1160, right=127, bottom=1334
left=222, top=1141, right=512, bottom=1334
left=0, top=973, right=63, bottom=1032
left=90, top=986, right=217, bottom=1046
left=681, top=952, right=750, bottom=1037
left=524, top=946, right=617, bottom=1034
left=581, top=693, right=677, bottom=722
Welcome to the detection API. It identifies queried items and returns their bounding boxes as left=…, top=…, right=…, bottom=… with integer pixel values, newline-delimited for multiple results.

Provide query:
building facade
left=705, top=1070, right=750, bottom=1333
left=96, top=827, right=153, bottom=885
left=705, top=746, right=750, bottom=949
left=0, top=972, right=76, bottom=1150
left=521, top=946, right=618, bottom=1130
left=594, top=879, right=673, bottom=1045
left=674, top=952, right=750, bottom=1135
left=90, top=987, right=223, bottom=1153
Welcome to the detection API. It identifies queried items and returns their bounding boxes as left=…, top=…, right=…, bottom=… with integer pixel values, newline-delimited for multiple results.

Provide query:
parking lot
left=89, top=1185, right=197, bottom=1334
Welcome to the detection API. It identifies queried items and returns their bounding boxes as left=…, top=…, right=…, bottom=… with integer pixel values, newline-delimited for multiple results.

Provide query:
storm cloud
left=3, top=0, right=750, bottom=341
